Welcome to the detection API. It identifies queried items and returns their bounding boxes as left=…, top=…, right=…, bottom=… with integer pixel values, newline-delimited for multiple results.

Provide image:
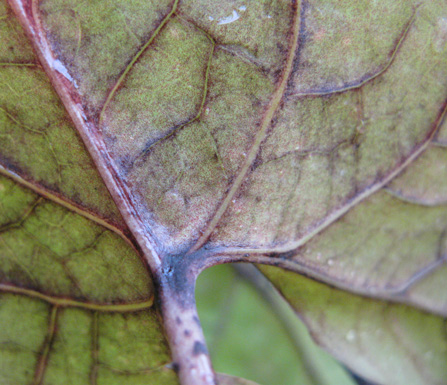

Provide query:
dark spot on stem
left=171, top=362, right=180, bottom=373
left=193, top=315, right=201, bottom=326
left=184, top=329, right=192, bottom=337
left=176, top=316, right=182, bottom=325
left=193, top=341, right=208, bottom=356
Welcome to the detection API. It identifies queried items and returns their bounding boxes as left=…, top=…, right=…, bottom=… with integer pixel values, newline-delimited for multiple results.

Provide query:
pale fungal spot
left=342, top=37, right=351, bottom=46
left=77, top=106, right=87, bottom=121
left=208, top=16, right=214, bottom=21
left=53, top=59, right=77, bottom=88
left=327, top=258, right=334, bottom=266
left=346, top=330, right=356, bottom=342
left=164, top=191, right=186, bottom=212
left=314, top=29, right=326, bottom=40
left=433, top=18, right=447, bottom=53
left=357, top=120, right=366, bottom=133
left=205, top=108, right=210, bottom=115
left=267, top=14, right=272, bottom=19
left=170, top=27, right=181, bottom=39
left=217, top=10, right=240, bottom=25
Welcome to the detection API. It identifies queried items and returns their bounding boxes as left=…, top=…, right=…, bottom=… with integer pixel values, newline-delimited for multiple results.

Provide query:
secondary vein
left=0, top=165, right=133, bottom=247
left=189, top=0, right=303, bottom=253
left=32, top=305, right=58, bottom=385
left=99, top=0, right=179, bottom=124
left=292, top=8, right=417, bottom=98
left=0, top=283, right=154, bottom=311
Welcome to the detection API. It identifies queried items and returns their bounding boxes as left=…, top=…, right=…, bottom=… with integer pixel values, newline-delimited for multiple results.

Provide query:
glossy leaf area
left=1, top=0, right=447, bottom=384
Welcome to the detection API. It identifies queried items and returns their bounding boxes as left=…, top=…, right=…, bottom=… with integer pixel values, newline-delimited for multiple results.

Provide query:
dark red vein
left=0, top=195, right=41, bottom=232
left=135, top=19, right=217, bottom=162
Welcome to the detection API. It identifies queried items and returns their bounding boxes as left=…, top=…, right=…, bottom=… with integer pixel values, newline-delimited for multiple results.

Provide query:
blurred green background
left=196, top=264, right=359, bottom=385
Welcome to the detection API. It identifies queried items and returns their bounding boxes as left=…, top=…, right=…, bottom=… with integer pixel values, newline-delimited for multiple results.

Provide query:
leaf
left=0, top=176, right=178, bottom=384
left=197, top=264, right=358, bottom=385
left=260, top=264, right=447, bottom=385
left=1, top=0, right=447, bottom=384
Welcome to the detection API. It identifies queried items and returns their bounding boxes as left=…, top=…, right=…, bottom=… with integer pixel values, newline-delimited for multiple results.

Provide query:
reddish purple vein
left=189, top=0, right=303, bottom=253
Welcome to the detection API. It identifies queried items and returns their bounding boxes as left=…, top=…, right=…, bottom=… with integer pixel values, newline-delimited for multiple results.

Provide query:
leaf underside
left=1, top=0, right=447, bottom=384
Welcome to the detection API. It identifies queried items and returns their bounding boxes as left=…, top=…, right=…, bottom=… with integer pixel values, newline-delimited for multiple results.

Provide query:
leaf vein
left=290, top=8, right=417, bottom=99
left=98, top=0, right=180, bottom=124
left=189, top=0, right=304, bottom=253
left=0, top=283, right=154, bottom=311
left=218, top=99, right=447, bottom=255
left=0, top=165, right=134, bottom=247
left=32, top=305, right=58, bottom=385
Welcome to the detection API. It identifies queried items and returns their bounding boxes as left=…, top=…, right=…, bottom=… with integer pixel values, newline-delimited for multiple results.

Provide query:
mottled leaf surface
left=1, top=1, right=177, bottom=383
left=0, top=176, right=178, bottom=384
left=0, top=0, right=125, bottom=230
left=1, top=0, right=447, bottom=384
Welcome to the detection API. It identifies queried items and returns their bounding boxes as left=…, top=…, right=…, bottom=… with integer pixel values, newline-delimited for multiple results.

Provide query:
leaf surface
left=1, top=0, right=447, bottom=384
left=1, top=2, right=177, bottom=383
left=260, top=265, right=447, bottom=385
left=0, top=177, right=178, bottom=384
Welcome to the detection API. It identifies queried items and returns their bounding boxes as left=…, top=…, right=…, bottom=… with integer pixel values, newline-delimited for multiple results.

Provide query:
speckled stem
left=156, top=266, right=216, bottom=385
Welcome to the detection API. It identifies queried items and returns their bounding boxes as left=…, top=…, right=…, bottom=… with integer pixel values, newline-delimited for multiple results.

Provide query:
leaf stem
left=157, top=265, right=217, bottom=385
